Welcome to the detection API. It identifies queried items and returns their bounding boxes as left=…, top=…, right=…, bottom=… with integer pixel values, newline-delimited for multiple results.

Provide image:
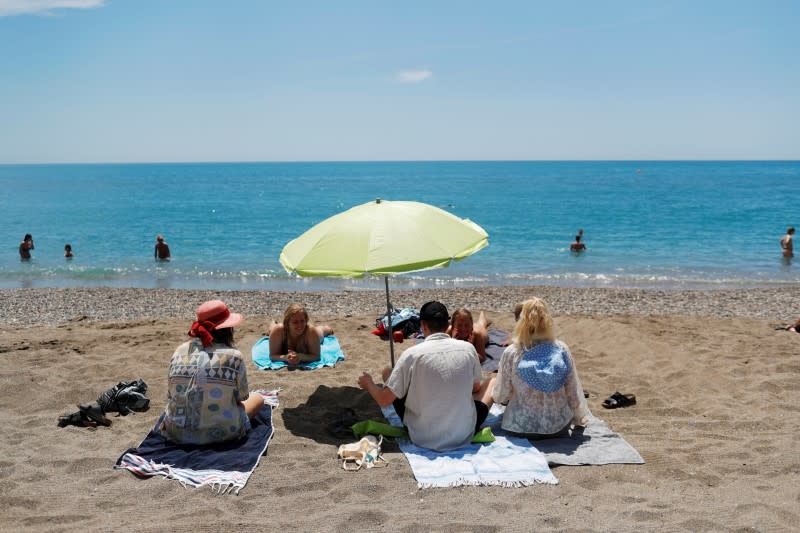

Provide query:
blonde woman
left=269, top=304, right=332, bottom=366
left=492, top=298, right=590, bottom=438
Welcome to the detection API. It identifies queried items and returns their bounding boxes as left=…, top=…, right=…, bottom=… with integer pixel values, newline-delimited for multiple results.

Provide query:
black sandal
left=78, top=403, right=112, bottom=427
left=57, top=411, right=97, bottom=428
left=602, top=391, right=636, bottom=409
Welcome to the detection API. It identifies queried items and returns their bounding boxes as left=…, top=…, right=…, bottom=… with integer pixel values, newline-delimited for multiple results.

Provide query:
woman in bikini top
left=269, top=303, right=322, bottom=366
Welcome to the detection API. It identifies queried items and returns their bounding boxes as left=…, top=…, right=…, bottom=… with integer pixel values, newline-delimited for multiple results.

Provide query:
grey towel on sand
left=485, top=406, right=644, bottom=466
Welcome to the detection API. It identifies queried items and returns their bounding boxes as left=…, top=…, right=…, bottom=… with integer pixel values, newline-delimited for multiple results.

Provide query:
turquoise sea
left=1, top=161, right=797, bottom=291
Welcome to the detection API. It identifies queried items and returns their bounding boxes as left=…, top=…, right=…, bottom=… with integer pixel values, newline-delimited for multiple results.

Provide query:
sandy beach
left=1, top=286, right=798, bottom=532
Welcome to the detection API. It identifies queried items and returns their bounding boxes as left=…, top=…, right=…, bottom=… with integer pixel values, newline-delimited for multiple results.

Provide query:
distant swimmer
left=64, top=244, right=73, bottom=259
left=780, top=227, right=794, bottom=258
left=570, top=229, right=586, bottom=252
left=19, top=234, right=34, bottom=260
left=154, top=234, right=171, bottom=261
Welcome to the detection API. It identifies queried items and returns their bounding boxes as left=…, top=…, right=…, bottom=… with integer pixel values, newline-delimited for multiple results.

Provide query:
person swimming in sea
left=570, top=229, right=586, bottom=252
left=154, top=234, right=171, bottom=261
left=780, top=227, right=794, bottom=258
left=19, top=234, right=34, bottom=260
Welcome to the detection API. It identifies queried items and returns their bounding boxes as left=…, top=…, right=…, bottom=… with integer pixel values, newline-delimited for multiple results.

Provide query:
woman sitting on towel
left=268, top=303, right=332, bottom=366
left=159, top=300, right=265, bottom=445
left=491, top=298, right=590, bottom=438
left=447, top=308, right=490, bottom=363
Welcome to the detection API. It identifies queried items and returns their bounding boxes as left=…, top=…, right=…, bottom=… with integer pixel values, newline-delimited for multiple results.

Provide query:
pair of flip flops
left=602, top=391, right=636, bottom=409
left=57, top=403, right=113, bottom=429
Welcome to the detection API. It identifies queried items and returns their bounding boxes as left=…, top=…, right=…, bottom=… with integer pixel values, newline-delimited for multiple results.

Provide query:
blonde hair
left=282, top=303, right=309, bottom=335
left=511, top=298, right=555, bottom=348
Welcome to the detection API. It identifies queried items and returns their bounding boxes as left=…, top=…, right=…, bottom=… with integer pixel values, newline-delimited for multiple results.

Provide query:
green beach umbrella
left=280, top=198, right=489, bottom=365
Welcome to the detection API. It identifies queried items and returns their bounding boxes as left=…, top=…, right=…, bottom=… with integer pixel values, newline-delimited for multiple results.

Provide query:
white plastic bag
left=337, top=435, right=387, bottom=471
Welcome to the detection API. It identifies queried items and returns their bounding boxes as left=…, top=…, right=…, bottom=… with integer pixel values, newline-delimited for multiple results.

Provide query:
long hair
left=211, top=327, right=235, bottom=347
left=450, top=308, right=473, bottom=328
left=282, top=303, right=309, bottom=336
left=511, top=298, right=555, bottom=349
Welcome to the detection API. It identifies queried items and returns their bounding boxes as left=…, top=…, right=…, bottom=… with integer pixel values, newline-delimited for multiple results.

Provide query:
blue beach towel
left=381, top=405, right=557, bottom=488
left=251, top=335, right=345, bottom=370
left=114, top=403, right=275, bottom=494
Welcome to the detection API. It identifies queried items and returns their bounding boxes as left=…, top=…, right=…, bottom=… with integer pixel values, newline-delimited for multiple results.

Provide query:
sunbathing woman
left=778, top=318, right=800, bottom=333
left=491, top=297, right=590, bottom=439
left=159, top=300, right=265, bottom=445
left=268, top=303, right=332, bottom=366
left=447, top=308, right=490, bottom=363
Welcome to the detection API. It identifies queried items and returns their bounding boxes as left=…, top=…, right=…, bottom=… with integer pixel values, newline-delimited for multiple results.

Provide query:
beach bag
left=337, top=435, right=387, bottom=471
left=97, top=379, right=150, bottom=415
left=374, top=308, right=421, bottom=338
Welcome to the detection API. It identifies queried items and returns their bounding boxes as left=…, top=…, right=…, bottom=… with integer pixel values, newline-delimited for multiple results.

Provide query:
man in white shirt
left=358, top=301, right=491, bottom=451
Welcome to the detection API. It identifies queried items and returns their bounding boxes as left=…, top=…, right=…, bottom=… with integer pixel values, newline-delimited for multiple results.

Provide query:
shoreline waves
left=3, top=161, right=799, bottom=292
left=2, top=285, right=798, bottom=326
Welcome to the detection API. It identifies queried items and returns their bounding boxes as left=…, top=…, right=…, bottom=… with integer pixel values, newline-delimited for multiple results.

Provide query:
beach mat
left=399, top=436, right=558, bottom=489
left=251, top=335, right=345, bottom=370
left=114, top=404, right=275, bottom=494
left=485, top=405, right=644, bottom=466
left=482, top=328, right=508, bottom=373
left=381, top=405, right=557, bottom=488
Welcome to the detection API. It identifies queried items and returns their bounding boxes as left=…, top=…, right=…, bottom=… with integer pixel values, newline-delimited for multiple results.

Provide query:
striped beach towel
left=381, top=405, right=557, bottom=489
left=114, top=401, right=275, bottom=494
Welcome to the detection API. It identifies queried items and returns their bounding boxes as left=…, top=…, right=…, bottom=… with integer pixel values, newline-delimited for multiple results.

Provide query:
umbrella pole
left=385, top=276, right=395, bottom=367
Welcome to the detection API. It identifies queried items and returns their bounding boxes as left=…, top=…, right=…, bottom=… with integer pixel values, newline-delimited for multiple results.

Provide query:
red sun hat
left=195, top=300, right=243, bottom=329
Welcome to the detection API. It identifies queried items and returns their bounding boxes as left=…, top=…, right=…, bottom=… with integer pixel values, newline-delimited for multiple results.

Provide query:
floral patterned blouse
left=493, top=339, right=590, bottom=435
left=159, top=339, right=251, bottom=445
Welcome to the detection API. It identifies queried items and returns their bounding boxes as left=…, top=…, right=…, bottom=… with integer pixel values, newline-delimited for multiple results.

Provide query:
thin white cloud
left=396, top=70, right=433, bottom=84
left=0, top=0, right=104, bottom=17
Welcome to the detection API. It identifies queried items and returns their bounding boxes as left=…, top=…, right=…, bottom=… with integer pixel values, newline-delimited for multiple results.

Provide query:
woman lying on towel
left=490, top=298, right=591, bottom=439
left=447, top=307, right=490, bottom=363
left=159, top=300, right=266, bottom=445
left=268, top=303, right=333, bottom=367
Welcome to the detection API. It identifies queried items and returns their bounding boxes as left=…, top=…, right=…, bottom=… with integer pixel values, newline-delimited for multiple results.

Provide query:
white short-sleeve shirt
left=386, top=332, right=482, bottom=451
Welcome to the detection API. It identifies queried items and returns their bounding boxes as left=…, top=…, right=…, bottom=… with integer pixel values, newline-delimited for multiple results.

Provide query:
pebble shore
left=2, top=286, right=797, bottom=327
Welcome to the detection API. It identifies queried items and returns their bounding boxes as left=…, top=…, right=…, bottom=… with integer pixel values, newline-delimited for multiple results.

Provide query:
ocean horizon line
left=1, top=158, right=799, bottom=166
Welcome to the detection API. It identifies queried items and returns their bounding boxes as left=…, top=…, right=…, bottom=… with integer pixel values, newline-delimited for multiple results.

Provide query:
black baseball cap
left=419, top=301, right=449, bottom=321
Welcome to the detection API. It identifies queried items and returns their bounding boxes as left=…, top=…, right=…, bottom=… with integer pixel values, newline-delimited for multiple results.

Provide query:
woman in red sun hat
left=159, top=300, right=265, bottom=445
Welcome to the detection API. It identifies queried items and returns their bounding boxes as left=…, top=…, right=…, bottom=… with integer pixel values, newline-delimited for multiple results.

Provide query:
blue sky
left=0, top=1, right=798, bottom=163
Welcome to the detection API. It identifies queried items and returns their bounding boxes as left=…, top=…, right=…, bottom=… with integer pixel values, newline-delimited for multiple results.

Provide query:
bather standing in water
left=19, top=234, right=34, bottom=260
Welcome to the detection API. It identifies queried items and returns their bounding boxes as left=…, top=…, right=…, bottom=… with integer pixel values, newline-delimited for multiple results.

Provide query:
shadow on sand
left=281, top=384, right=387, bottom=446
